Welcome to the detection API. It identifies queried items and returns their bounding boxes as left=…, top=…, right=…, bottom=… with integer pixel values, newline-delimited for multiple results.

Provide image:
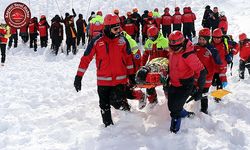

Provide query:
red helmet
left=97, top=11, right=102, bottom=16
left=212, top=28, right=223, bottom=37
left=199, top=28, right=211, bottom=37
left=104, top=14, right=120, bottom=26
left=41, top=15, right=46, bottom=19
left=164, top=7, right=170, bottom=12
left=147, top=26, right=159, bottom=37
left=114, top=9, right=119, bottom=15
left=169, top=31, right=185, bottom=45
left=175, top=7, right=180, bottom=11
left=239, top=33, right=247, bottom=41
left=127, top=11, right=132, bottom=16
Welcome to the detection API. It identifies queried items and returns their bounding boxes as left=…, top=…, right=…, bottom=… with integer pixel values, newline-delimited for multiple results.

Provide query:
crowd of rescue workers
left=0, top=5, right=250, bottom=133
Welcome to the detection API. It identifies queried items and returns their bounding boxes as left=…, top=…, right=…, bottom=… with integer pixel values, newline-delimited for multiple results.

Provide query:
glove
left=128, top=75, right=136, bottom=86
left=225, top=52, right=233, bottom=64
left=74, top=75, right=82, bottom=92
left=222, top=82, right=228, bottom=88
left=193, top=90, right=203, bottom=101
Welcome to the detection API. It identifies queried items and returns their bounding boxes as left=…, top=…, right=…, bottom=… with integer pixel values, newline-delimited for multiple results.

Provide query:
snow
left=1, top=0, right=250, bottom=149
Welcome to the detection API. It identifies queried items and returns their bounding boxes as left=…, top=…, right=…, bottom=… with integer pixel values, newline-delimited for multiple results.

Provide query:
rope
left=55, top=0, right=62, bottom=16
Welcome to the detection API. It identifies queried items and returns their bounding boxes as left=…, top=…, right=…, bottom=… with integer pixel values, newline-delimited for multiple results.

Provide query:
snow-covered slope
left=1, top=0, right=250, bottom=150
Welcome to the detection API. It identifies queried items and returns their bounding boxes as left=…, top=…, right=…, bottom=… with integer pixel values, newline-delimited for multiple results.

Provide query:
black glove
left=128, top=75, right=136, bottom=86
left=74, top=75, right=82, bottom=92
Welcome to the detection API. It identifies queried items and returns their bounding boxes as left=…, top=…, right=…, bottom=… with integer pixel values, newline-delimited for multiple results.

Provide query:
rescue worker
left=194, top=28, right=222, bottom=114
left=236, top=33, right=250, bottom=79
left=141, top=26, right=169, bottom=108
left=172, top=7, right=182, bottom=31
left=161, top=7, right=172, bottom=38
left=29, top=17, right=39, bottom=51
left=167, top=31, right=206, bottom=133
left=74, top=14, right=134, bottom=127
left=76, top=14, right=87, bottom=46
left=38, top=15, right=50, bottom=48
left=0, top=21, right=11, bottom=66
left=89, top=11, right=104, bottom=41
left=8, top=26, right=18, bottom=49
left=123, top=12, right=138, bottom=40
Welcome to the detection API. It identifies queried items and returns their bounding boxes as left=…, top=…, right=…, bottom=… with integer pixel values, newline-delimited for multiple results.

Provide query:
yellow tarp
left=211, top=89, right=231, bottom=99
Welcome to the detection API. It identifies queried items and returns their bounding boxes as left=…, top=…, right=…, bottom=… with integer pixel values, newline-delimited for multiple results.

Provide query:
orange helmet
left=148, top=11, right=153, bottom=17
left=169, top=31, right=185, bottom=45
left=97, top=11, right=102, bottom=16
left=132, top=8, right=138, bottom=13
left=104, top=14, right=120, bottom=26
left=212, top=28, right=223, bottom=37
left=114, top=9, right=119, bottom=15
left=239, top=33, right=247, bottom=41
left=199, top=28, right=211, bottom=37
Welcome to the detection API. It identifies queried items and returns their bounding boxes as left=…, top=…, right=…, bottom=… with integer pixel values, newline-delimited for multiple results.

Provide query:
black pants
left=192, top=22, right=196, bottom=37
left=77, top=32, right=85, bottom=46
left=98, top=84, right=127, bottom=126
left=21, top=35, right=29, bottom=43
left=8, top=34, right=18, bottom=48
left=40, top=36, right=48, bottom=48
left=201, top=88, right=209, bottom=112
left=30, top=33, right=37, bottom=51
left=239, top=59, right=250, bottom=79
left=0, top=44, right=6, bottom=63
left=136, top=24, right=140, bottom=42
left=173, top=24, right=181, bottom=31
left=167, top=85, right=193, bottom=118
left=212, top=73, right=222, bottom=89
left=52, top=38, right=62, bottom=55
left=142, top=34, right=147, bottom=45
left=183, top=23, right=193, bottom=41
left=66, top=38, right=76, bottom=55
left=162, top=25, right=171, bottom=38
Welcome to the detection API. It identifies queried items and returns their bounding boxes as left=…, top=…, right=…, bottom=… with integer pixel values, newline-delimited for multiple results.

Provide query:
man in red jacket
left=236, top=33, right=250, bottom=79
left=172, top=7, right=182, bottom=31
left=74, top=14, right=135, bottom=127
left=38, top=15, right=50, bottom=48
left=194, top=28, right=222, bottom=114
left=161, top=7, right=172, bottom=38
left=167, top=31, right=206, bottom=133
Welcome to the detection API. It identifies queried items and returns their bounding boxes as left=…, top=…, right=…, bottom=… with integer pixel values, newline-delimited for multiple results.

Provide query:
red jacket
left=142, top=17, right=157, bottom=34
left=161, top=12, right=172, bottom=26
left=123, top=22, right=138, bottom=36
left=182, top=10, right=196, bottom=23
left=10, top=27, right=17, bottom=34
left=89, top=22, right=104, bottom=39
left=194, top=45, right=216, bottom=88
left=38, top=20, right=49, bottom=37
left=0, top=28, right=7, bottom=44
left=218, top=16, right=228, bottom=33
left=212, top=41, right=228, bottom=82
left=169, top=40, right=204, bottom=87
left=29, top=21, right=38, bottom=34
left=172, top=12, right=182, bottom=24
left=235, top=40, right=250, bottom=61
left=76, top=34, right=134, bottom=86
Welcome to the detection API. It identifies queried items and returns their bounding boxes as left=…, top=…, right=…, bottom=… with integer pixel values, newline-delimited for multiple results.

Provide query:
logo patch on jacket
left=134, top=53, right=140, bottom=59
left=98, top=41, right=104, bottom=46
left=118, top=38, right=125, bottom=45
left=204, top=51, right=210, bottom=57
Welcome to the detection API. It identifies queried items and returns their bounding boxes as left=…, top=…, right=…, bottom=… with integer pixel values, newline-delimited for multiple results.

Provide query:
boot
left=147, top=93, right=158, bottom=109
left=120, top=99, right=131, bottom=111
left=201, top=98, right=208, bottom=114
left=132, top=90, right=146, bottom=109
left=180, top=109, right=195, bottom=118
left=170, top=117, right=181, bottom=133
left=101, top=108, right=114, bottom=127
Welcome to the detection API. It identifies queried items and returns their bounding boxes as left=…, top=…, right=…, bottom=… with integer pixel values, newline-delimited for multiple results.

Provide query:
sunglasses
left=213, top=37, right=222, bottom=39
left=169, top=44, right=183, bottom=51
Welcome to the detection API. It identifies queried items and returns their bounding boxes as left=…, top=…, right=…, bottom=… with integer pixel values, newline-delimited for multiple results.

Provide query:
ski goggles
left=169, top=43, right=183, bottom=51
